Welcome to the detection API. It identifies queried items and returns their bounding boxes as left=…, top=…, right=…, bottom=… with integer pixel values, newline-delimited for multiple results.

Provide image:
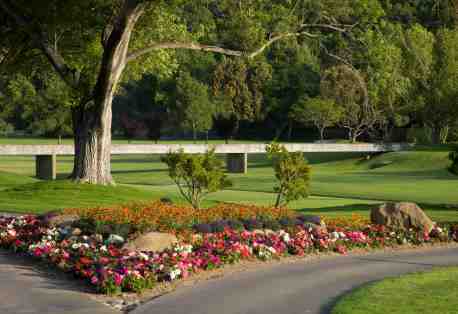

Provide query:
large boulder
left=371, top=202, right=434, bottom=233
left=123, top=232, right=178, bottom=253
left=45, top=214, right=80, bottom=228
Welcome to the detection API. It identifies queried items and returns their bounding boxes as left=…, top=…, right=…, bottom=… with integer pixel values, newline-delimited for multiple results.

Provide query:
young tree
left=174, top=71, right=214, bottom=142
left=290, top=97, right=342, bottom=141
left=0, top=1, right=358, bottom=184
left=161, top=149, right=232, bottom=209
left=266, top=143, right=311, bottom=208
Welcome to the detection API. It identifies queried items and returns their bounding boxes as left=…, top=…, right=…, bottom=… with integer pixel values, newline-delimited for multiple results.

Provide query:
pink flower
left=91, top=276, right=99, bottom=285
left=113, top=272, right=124, bottom=286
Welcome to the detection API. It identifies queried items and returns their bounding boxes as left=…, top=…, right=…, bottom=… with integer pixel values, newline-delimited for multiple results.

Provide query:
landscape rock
left=123, top=232, right=178, bottom=252
left=371, top=202, right=434, bottom=233
left=45, top=214, right=80, bottom=227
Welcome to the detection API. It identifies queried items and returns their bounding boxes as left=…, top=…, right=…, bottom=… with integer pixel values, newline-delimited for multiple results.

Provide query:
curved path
left=0, top=250, right=114, bottom=314
left=134, top=247, right=458, bottom=314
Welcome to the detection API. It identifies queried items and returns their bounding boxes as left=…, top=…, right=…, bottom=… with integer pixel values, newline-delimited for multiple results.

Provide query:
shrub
left=161, top=149, right=232, bottom=208
left=449, top=146, right=458, bottom=175
left=266, top=143, right=312, bottom=207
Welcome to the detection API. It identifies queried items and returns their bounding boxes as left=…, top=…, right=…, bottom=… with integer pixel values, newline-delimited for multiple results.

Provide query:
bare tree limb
left=127, top=31, right=318, bottom=62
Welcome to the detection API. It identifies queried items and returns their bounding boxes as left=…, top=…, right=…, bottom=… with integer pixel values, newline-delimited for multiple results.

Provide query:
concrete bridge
left=0, top=143, right=411, bottom=180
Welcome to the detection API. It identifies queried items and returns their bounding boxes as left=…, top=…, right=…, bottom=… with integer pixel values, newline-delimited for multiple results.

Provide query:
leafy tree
left=290, top=97, right=342, bottom=141
left=5, top=73, right=74, bottom=142
left=114, top=74, right=166, bottom=143
left=266, top=143, right=311, bottom=208
left=161, top=149, right=232, bottom=209
left=174, top=71, right=214, bottom=142
left=0, top=1, right=381, bottom=184
left=321, top=65, right=380, bottom=143
left=362, top=25, right=412, bottom=141
left=266, top=44, right=321, bottom=140
left=426, top=28, right=458, bottom=143
left=212, top=58, right=272, bottom=137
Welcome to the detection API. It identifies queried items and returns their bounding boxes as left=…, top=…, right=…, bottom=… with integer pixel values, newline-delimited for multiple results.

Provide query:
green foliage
left=290, top=97, right=342, bottom=140
left=5, top=73, right=74, bottom=139
left=212, top=58, right=272, bottom=123
left=161, top=149, right=232, bottom=209
left=266, top=143, right=311, bottom=208
left=174, top=71, right=214, bottom=141
left=449, top=146, right=458, bottom=175
left=113, top=74, right=167, bottom=142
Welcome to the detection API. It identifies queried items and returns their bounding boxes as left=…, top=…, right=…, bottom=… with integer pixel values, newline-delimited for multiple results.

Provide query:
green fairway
left=0, top=142, right=457, bottom=221
left=332, top=267, right=458, bottom=314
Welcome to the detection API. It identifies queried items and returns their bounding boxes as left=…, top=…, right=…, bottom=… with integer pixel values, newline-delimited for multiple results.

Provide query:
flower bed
left=1, top=214, right=457, bottom=295
left=65, top=202, right=295, bottom=235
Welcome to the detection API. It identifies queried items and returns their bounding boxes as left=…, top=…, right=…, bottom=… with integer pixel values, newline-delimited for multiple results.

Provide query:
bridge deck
left=0, top=143, right=411, bottom=156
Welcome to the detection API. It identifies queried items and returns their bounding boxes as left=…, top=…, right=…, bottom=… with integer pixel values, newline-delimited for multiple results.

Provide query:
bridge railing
left=0, top=143, right=413, bottom=180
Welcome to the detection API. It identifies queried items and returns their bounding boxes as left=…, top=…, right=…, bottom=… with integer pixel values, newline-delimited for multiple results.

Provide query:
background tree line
left=1, top=0, right=457, bottom=184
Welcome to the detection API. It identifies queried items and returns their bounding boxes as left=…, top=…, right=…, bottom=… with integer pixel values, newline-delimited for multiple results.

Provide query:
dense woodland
left=0, top=0, right=457, bottom=183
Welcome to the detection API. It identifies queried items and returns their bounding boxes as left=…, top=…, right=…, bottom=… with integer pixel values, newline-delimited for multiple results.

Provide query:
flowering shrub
left=65, top=202, right=295, bottom=234
left=1, top=215, right=456, bottom=295
left=324, top=214, right=370, bottom=230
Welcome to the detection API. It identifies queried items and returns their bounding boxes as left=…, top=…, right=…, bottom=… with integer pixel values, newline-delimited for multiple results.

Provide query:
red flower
left=79, top=257, right=93, bottom=266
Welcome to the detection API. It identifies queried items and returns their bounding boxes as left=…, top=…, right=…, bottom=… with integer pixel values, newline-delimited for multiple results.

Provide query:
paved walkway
left=1, top=247, right=457, bottom=314
left=0, top=251, right=114, bottom=314
left=133, top=247, right=458, bottom=314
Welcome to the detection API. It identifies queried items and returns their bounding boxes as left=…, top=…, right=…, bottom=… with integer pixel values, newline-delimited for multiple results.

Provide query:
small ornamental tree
left=449, top=146, right=458, bottom=175
left=266, top=143, right=311, bottom=208
left=161, top=149, right=232, bottom=209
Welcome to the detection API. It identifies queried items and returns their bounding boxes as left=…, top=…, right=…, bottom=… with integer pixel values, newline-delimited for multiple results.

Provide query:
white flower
left=280, top=231, right=291, bottom=243
left=138, top=252, right=149, bottom=261
left=99, top=245, right=108, bottom=252
left=169, top=267, right=182, bottom=281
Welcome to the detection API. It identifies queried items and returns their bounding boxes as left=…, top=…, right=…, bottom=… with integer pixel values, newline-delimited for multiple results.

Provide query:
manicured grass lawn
left=332, top=267, right=458, bottom=314
left=0, top=142, right=457, bottom=221
left=0, top=181, right=156, bottom=213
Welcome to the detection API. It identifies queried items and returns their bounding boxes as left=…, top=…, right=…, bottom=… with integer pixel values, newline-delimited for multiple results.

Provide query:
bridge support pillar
left=36, top=155, right=56, bottom=180
left=226, top=153, right=248, bottom=174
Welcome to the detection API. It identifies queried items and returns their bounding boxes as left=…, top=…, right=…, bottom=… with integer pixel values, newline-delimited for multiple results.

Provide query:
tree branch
left=126, top=31, right=318, bottom=62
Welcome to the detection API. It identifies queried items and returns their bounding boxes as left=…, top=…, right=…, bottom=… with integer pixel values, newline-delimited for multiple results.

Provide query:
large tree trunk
left=70, top=102, right=113, bottom=184
left=70, top=1, right=145, bottom=185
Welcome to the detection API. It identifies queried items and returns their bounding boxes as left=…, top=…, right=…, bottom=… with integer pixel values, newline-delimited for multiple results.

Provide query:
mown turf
left=332, top=267, right=458, bottom=314
left=0, top=181, right=156, bottom=213
left=0, top=143, right=457, bottom=220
